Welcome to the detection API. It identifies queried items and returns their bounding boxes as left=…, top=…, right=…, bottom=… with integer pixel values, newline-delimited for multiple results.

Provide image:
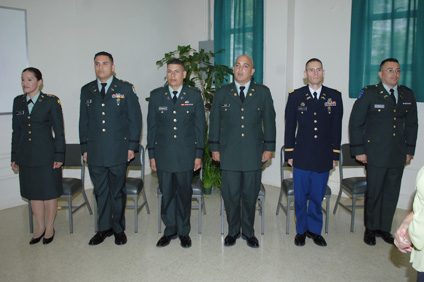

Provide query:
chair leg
left=134, top=196, right=138, bottom=233
left=142, top=188, right=150, bottom=214
left=286, top=195, right=291, bottom=234
left=28, top=201, right=33, bottom=233
left=198, top=196, right=202, bottom=234
left=68, top=197, right=73, bottom=234
left=276, top=188, right=284, bottom=215
left=325, top=196, right=330, bottom=234
left=81, top=189, right=93, bottom=215
left=158, top=194, right=162, bottom=233
left=221, top=196, right=225, bottom=235
left=351, top=195, right=357, bottom=232
left=260, top=197, right=265, bottom=235
left=202, top=196, right=206, bottom=215
left=94, top=196, right=98, bottom=232
left=333, top=188, right=343, bottom=214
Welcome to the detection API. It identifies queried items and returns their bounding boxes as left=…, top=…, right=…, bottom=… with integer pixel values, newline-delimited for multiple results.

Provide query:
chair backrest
left=127, top=144, right=144, bottom=182
left=63, top=144, right=83, bottom=167
left=340, top=143, right=365, bottom=180
left=280, top=146, right=291, bottom=182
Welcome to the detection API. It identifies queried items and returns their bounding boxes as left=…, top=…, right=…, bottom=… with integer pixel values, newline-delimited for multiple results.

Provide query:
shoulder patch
left=357, top=89, right=364, bottom=99
left=289, top=89, right=294, bottom=94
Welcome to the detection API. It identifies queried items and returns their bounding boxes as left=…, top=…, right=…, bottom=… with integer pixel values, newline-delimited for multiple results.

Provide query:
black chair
left=94, top=145, right=150, bottom=233
left=333, top=143, right=367, bottom=232
left=276, top=146, right=331, bottom=234
left=29, top=144, right=93, bottom=234
left=157, top=170, right=206, bottom=234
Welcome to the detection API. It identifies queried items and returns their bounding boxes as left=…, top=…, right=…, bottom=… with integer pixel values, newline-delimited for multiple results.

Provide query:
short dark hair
left=167, top=58, right=185, bottom=69
left=305, top=58, right=323, bottom=69
left=94, top=51, right=114, bottom=64
left=22, top=67, right=42, bottom=80
left=380, top=58, right=399, bottom=71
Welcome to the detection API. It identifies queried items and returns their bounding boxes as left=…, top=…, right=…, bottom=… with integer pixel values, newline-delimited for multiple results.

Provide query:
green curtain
left=349, top=0, right=424, bottom=102
left=214, top=0, right=264, bottom=83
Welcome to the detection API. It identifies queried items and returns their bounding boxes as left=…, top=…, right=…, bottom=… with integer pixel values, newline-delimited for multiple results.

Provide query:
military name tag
left=297, top=106, right=307, bottom=111
left=16, top=110, right=25, bottom=115
left=374, top=104, right=385, bottom=109
left=158, top=106, right=168, bottom=111
left=221, top=104, right=230, bottom=108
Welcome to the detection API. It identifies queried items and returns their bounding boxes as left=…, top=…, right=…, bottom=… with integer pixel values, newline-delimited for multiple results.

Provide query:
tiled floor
left=0, top=174, right=416, bottom=282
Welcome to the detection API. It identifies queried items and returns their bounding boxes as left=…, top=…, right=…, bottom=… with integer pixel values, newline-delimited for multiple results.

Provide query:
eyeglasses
left=385, top=68, right=401, bottom=74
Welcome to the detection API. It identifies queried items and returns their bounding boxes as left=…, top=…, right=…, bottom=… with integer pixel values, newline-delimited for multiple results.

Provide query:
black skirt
left=19, top=165, right=63, bottom=200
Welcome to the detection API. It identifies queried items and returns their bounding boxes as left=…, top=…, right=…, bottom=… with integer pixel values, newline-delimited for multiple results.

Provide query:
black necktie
left=390, top=89, right=396, bottom=104
left=172, top=91, right=178, bottom=104
left=100, top=83, right=107, bottom=99
left=240, top=86, right=245, bottom=103
left=313, top=92, right=318, bottom=101
left=27, top=99, right=33, bottom=105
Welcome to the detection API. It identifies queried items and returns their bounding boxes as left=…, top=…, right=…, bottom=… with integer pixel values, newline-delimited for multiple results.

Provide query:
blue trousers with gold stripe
left=293, top=167, right=329, bottom=235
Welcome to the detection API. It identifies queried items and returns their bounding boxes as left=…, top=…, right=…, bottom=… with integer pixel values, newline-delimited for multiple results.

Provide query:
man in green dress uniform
left=148, top=59, right=206, bottom=248
left=209, top=55, right=276, bottom=248
left=80, top=52, right=142, bottom=246
left=349, top=58, right=418, bottom=246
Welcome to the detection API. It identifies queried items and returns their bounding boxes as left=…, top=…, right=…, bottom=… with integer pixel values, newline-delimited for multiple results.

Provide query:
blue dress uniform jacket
left=79, top=77, right=142, bottom=167
left=147, top=85, right=206, bottom=172
left=12, top=92, right=65, bottom=166
left=209, top=82, right=276, bottom=171
left=284, top=86, right=343, bottom=173
left=349, top=83, right=418, bottom=168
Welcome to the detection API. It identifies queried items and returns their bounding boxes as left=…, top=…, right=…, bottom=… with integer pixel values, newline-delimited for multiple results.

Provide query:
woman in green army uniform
left=11, top=67, right=65, bottom=245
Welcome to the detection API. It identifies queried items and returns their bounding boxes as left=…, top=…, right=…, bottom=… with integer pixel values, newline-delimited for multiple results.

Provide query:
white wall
left=0, top=0, right=422, bottom=210
left=0, top=0, right=210, bottom=209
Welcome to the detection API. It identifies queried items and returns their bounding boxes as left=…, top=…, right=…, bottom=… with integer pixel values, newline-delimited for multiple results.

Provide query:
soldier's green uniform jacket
left=11, top=92, right=65, bottom=166
left=349, top=82, right=418, bottom=167
left=79, top=77, right=142, bottom=166
left=209, top=82, right=276, bottom=171
left=147, top=85, right=206, bottom=172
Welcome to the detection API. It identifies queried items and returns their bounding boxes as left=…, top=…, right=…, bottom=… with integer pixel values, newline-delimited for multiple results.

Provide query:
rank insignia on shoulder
left=57, top=99, right=61, bottom=106
left=289, top=89, right=294, bottom=93
left=132, top=86, right=136, bottom=94
left=357, top=89, right=364, bottom=99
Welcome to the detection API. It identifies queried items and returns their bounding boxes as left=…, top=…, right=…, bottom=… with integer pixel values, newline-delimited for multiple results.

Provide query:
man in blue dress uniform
left=284, top=58, right=343, bottom=247
left=349, top=58, right=418, bottom=246
left=80, top=52, right=142, bottom=246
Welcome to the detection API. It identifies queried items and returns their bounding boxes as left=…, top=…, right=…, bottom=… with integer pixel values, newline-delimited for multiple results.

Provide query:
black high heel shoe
left=29, top=230, right=45, bottom=245
left=43, top=229, right=55, bottom=245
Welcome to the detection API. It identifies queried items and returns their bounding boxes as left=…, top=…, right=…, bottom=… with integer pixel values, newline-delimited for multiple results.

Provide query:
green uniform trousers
left=158, top=170, right=193, bottom=236
left=365, top=164, right=404, bottom=232
left=89, top=163, right=127, bottom=233
left=221, top=169, right=262, bottom=237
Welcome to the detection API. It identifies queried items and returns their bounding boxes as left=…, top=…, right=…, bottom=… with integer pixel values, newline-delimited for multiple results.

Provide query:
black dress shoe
left=43, top=229, right=55, bottom=245
left=179, top=235, right=192, bottom=248
left=306, top=230, right=327, bottom=246
left=364, top=228, right=376, bottom=246
left=89, top=229, right=114, bottom=246
left=224, top=232, right=240, bottom=247
left=241, top=234, right=259, bottom=248
left=114, top=231, right=127, bottom=245
left=294, top=233, right=306, bottom=246
left=29, top=230, right=45, bottom=245
left=375, top=230, right=394, bottom=245
left=156, top=233, right=178, bottom=247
